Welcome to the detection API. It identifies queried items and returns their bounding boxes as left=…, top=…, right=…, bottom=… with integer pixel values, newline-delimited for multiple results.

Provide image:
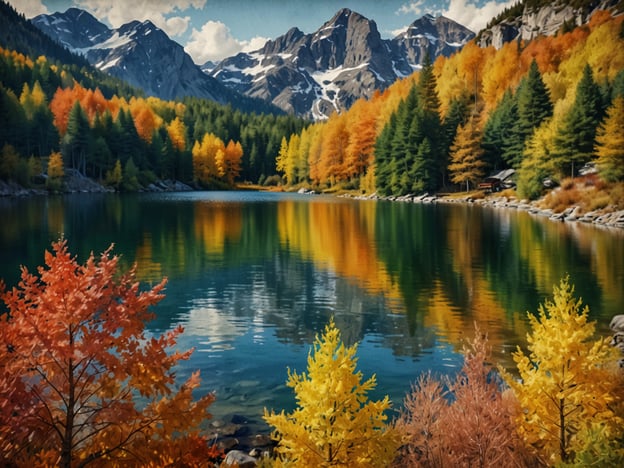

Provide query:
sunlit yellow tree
left=448, top=115, right=486, bottom=192
left=264, top=318, right=399, bottom=467
left=503, top=277, right=624, bottom=465
left=595, top=95, right=624, bottom=182
left=46, top=151, right=64, bottom=191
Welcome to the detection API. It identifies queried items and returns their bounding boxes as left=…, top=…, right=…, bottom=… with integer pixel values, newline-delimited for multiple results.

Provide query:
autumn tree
left=396, top=329, right=534, bottom=468
left=0, top=239, right=219, bottom=467
left=224, top=139, right=243, bottom=185
left=344, top=100, right=377, bottom=181
left=167, top=116, right=187, bottom=152
left=516, top=121, right=557, bottom=199
left=594, top=95, right=624, bottom=182
left=275, top=136, right=291, bottom=183
left=46, top=150, right=64, bottom=192
left=264, top=318, right=400, bottom=467
left=448, top=116, right=486, bottom=191
left=105, top=159, right=122, bottom=190
left=19, top=81, right=58, bottom=158
left=503, top=276, right=624, bottom=465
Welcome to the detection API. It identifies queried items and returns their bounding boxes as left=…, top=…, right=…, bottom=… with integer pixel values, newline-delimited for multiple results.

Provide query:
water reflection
left=1, top=192, right=622, bottom=428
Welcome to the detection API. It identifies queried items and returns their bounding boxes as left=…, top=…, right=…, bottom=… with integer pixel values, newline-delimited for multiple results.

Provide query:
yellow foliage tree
left=224, top=139, right=243, bottom=185
left=105, top=159, right=123, bottom=190
left=595, top=95, right=624, bottom=182
left=275, top=136, right=291, bottom=183
left=167, top=116, right=187, bottom=152
left=448, top=115, right=486, bottom=191
left=503, top=277, right=623, bottom=465
left=264, top=318, right=400, bottom=467
left=46, top=151, right=64, bottom=192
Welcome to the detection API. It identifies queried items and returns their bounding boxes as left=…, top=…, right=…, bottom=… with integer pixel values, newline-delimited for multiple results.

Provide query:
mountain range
left=32, top=7, right=474, bottom=119
left=208, top=9, right=474, bottom=119
left=30, top=1, right=622, bottom=119
left=31, top=8, right=278, bottom=114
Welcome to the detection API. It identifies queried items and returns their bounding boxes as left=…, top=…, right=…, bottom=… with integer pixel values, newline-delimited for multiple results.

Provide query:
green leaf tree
left=503, top=277, right=623, bottom=464
left=264, top=318, right=400, bottom=467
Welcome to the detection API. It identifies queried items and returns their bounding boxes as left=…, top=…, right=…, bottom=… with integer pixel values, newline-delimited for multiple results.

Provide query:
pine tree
left=61, top=101, right=91, bottom=175
left=482, top=89, right=518, bottom=170
left=506, top=60, right=553, bottom=168
left=417, top=57, right=445, bottom=188
left=594, top=95, right=624, bottom=182
left=374, top=113, right=397, bottom=196
left=553, top=64, right=605, bottom=177
left=264, top=319, right=400, bottom=467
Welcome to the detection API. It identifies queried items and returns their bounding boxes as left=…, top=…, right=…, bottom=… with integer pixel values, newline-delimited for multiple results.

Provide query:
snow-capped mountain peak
left=209, top=8, right=474, bottom=119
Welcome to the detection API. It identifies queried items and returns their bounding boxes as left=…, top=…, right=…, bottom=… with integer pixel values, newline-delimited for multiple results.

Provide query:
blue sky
left=10, top=0, right=514, bottom=63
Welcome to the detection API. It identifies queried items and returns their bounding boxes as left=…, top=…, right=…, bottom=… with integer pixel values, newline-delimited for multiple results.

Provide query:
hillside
left=209, top=9, right=474, bottom=119
left=30, top=7, right=281, bottom=114
left=478, top=0, right=624, bottom=48
left=273, top=9, right=624, bottom=218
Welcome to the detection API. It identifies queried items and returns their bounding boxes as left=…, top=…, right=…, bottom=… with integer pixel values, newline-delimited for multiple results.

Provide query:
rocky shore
left=344, top=192, right=624, bottom=231
left=207, top=415, right=275, bottom=467
left=0, top=170, right=194, bottom=197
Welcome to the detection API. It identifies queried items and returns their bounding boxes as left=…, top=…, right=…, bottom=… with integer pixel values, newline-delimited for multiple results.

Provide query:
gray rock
left=210, top=9, right=473, bottom=119
left=222, top=450, right=258, bottom=468
left=610, top=315, right=624, bottom=333
left=478, top=0, right=621, bottom=49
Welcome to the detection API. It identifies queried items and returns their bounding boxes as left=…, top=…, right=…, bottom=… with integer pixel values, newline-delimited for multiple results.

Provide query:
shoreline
left=2, top=174, right=623, bottom=232
left=342, top=191, right=624, bottom=232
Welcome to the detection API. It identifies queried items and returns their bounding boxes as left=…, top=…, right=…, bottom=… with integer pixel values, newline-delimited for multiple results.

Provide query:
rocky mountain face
left=478, top=0, right=622, bottom=49
left=210, top=9, right=474, bottom=119
left=32, top=7, right=474, bottom=119
left=32, top=9, right=238, bottom=105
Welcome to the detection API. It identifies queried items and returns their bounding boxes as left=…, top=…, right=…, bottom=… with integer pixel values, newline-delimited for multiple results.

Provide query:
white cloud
left=74, top=0, right=206, bottom=37
left=396, top=0, right=426, bottom=17
left=185, top=20, right=268, bottom=64
left=442, top=0, right=516, bottom=33
left=395, top=0, right=515, bottom=34
left=389, top=26, right=409, bottom=37
left=7, top=0, right=48, bottom=18
left=164, top=16, right=191, bottom=37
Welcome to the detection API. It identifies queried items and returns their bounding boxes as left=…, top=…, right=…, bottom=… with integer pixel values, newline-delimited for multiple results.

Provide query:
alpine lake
left=1, top=191, right=623, bottom=435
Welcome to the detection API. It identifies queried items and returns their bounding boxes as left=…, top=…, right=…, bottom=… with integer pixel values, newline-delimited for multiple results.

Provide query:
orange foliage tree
left=395, top=329, right=533, bottom=467
left=0, top=239, right=219, bottom=467
left=224, top=139, right=243, bottom=185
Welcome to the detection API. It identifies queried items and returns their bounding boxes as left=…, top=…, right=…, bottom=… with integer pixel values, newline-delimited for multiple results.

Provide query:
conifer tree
left=506, top=60, right=552, bottom=168
left=264, top=318, right=399, bottom=467
left=416, top=56, right=445, bottom=187
left=595, top=95, right=624, bottom=182
left=482, top=89, right=518, bottom=170
left=448, top=116, right=486, bottom=191
left=503, top=277, right=623, bottom=464
left=62, top=101, right=91, bottom=175
left=553, top=64, right=605, bottom=177
left=374, top=113, right=397, bottom=196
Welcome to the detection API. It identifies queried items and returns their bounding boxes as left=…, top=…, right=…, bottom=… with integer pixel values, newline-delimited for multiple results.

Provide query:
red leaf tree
left=0, top=239, right=219, bottom=467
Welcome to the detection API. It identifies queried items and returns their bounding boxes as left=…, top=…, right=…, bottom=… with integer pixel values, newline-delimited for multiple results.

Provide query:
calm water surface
left=1, top=191, right=623, bottom=433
